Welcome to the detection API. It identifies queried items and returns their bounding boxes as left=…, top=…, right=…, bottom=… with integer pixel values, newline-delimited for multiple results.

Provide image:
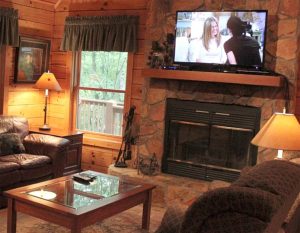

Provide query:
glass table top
left=25, top=171, right=140, bottom=209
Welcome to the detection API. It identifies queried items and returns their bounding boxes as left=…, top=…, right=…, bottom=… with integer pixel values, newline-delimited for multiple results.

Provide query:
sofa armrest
left=180, top=186, right=281, bottom=233
left=23, top=133, right=70, bottom=177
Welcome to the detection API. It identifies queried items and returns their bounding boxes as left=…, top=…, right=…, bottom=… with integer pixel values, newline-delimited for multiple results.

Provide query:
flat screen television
left=173, top=10, right=268, bottom=71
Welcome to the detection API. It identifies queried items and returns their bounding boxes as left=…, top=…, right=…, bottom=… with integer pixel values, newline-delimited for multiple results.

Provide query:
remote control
left=73, top=173, right=96, bottom=184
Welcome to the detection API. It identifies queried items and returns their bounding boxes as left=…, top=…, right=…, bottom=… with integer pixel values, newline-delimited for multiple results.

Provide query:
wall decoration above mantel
left=14, top=37, right=51, bottom=83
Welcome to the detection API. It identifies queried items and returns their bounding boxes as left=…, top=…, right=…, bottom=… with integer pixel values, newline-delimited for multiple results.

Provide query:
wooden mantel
left=142, top=68, right=283, bottom=87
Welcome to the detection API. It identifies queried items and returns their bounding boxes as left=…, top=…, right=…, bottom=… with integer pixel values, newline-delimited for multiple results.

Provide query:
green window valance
left=60, top=15, right=139, bottom=52
left=0, top=7, right=19, bottom=46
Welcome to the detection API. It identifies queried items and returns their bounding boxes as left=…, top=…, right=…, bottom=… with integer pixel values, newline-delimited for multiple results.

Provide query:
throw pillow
left=0, top=133, right=25, bottom=156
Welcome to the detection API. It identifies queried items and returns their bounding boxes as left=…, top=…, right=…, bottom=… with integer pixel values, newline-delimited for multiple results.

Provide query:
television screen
left=173, top=10, right=268, bottom=70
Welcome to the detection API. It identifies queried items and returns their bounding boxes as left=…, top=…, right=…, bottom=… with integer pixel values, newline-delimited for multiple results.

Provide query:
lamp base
left=39, top=124, right=51, bottom=131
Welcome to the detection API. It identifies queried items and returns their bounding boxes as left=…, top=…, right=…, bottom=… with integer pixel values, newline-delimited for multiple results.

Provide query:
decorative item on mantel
left=147, top=33, right=174, bottom=69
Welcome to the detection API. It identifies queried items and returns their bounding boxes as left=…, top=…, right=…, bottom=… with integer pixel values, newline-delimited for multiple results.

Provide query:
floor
left=0, top=204, right=166, bottom=233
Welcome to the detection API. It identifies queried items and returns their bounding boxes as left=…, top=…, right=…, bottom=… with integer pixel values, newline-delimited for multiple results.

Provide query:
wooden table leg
left=7, top=198, right=16, bottom=233
left=142, top=190, right=152, bottom=230
left=71, top=220, right=81, bottom=233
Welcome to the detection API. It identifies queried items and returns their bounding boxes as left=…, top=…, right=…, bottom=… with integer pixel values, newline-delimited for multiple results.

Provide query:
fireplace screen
left=163, top=99, right=260, bottom=182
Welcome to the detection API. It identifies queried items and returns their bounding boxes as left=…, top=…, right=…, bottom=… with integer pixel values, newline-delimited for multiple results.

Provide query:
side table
left=30, top=128, right=83, bottom=175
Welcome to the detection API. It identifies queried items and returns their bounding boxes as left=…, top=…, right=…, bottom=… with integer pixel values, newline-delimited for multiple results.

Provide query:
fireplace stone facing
left=137, top=77, right=286, bottom=181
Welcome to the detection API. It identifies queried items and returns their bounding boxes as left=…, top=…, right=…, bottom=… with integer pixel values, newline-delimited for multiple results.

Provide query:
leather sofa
left=155, top=160, right=300, bottom=233
left=0, top=116, right=70, bottom=207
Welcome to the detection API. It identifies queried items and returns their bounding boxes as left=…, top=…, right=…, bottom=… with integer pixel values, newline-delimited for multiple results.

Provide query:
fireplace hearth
left=162, top=98, right=261, bottom=182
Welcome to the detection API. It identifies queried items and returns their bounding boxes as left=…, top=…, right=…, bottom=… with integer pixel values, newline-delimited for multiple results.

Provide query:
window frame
left=71, top=51, right=133, bottom=142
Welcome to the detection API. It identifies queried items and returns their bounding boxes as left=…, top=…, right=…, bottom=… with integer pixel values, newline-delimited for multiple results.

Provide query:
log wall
left=0, top=0, right=54, bottom=127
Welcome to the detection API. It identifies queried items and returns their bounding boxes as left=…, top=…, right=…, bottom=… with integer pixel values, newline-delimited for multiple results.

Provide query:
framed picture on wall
left=14, top=37, right=51, bottom=83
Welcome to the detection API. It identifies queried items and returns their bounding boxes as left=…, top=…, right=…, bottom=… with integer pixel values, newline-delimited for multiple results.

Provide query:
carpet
left=0, top=205, right=165, bottom=233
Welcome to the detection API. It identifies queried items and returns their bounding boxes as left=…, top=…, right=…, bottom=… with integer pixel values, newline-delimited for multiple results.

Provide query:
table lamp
left=251, top=109, right=300, bottom=159
left=35, top=71, right=62, bottom=130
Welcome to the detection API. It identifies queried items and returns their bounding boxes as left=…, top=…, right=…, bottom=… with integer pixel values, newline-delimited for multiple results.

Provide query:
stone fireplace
left=136, top=75, right=286, bottom=181
left=162, top=98, right=260, bottom=182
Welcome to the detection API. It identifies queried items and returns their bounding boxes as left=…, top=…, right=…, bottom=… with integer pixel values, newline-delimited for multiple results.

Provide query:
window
left=75, top=51, right=128, bottom=136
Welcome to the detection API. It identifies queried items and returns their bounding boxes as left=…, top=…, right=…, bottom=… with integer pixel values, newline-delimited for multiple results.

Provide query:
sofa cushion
left=20, top=164, right=53, bottom=182
left=0, top=133, right=25, bottom=156
left=232, top=160, right=300, bottom=198
left=0, top=154, right=51, bottom=169
left=0, top=161, right=20, bottom=174
left=0, top=170, right=21, bottom=188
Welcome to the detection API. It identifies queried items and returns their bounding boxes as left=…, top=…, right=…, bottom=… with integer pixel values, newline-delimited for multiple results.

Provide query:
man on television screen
left=224, top=16, right=261, bottom=66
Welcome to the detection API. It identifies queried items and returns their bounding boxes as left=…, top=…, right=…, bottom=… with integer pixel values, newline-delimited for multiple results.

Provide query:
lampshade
left=35, top=72, right=62, bottom=91
left=251, top=112, right=300, bottom=151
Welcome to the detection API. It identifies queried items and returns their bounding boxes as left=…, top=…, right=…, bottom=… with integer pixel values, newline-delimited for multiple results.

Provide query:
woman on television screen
left=188, top=17, right=227, bottom=64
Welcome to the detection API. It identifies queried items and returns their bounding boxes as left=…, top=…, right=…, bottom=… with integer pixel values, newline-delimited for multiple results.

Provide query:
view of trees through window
left=76, top=51, right=128, bottom=136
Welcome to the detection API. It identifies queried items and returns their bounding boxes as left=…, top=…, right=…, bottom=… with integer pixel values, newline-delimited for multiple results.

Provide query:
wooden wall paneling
left=56, top=0, right=147, bottom=12
left=65, top=10, right=146, bottom=22
left=0, top=1, right=55, bottom=126
left=1, top=0, right=55, bottom=11
left=83, top=136, right=121, bottom=150
left=132, top=69, right=144, bottom=85
left=52, top=38, right=63, bottom=51
left=131, top=83, right=142, bottom=100
left=136, top=39, right=145, bottom=55
left=6, top=47, right=15, bottom=84
left=27, top=117, right=44, bottom=128
left=7, top=89, right=43, bottom=119
left=82, top=145, right=114, bottom=169
left=47, top=116, right=68, bottom=129
left=48, top=89, right=69, bottom=129
left=7, top=105, right=44, bottom=118
left=137, top=25, right=146, bottom=40
left=133, top=54, right=145, bottom=69
left=53, top=25, right=64, bottom=39
left=54, top=0, right=70, bottom=12
left=8, top=90, right=43, bottom=106
left=0, top=47, right=3, bottom=114
left=51, top=65, right=67, bottom=79
left=65, top=51, right=73, bottom=129
left=3, top=47, right=15, bottom=115
left=48, top=91, right=66, bottom=105
left=51, top=51, right=67, bottom=65
left=0, top=2, right=54, bottom=25
left=54, top=11, right=70, bottom=25
left=18, top=6, right=54, bottom=25
left=296, top=97, right=300, bottom=116
left=48, top=104, right=66, bottom=119
left=295, top=33, right=300, bottom=119
left=19, top=20, right=53, bottom=38
left=0, top=46, right=8, bottom=114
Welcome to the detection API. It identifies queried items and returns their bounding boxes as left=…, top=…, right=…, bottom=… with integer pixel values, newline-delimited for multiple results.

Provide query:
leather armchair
left=0, top=115, right=70, bottom=207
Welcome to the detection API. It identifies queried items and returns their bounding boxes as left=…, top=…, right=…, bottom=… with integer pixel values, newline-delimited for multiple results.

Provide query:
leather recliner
left=0, top=115, right=70, bottom=207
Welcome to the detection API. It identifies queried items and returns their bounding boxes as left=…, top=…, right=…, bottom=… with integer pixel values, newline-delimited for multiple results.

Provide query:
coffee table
left=4, top=171, right=156, bottom=233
